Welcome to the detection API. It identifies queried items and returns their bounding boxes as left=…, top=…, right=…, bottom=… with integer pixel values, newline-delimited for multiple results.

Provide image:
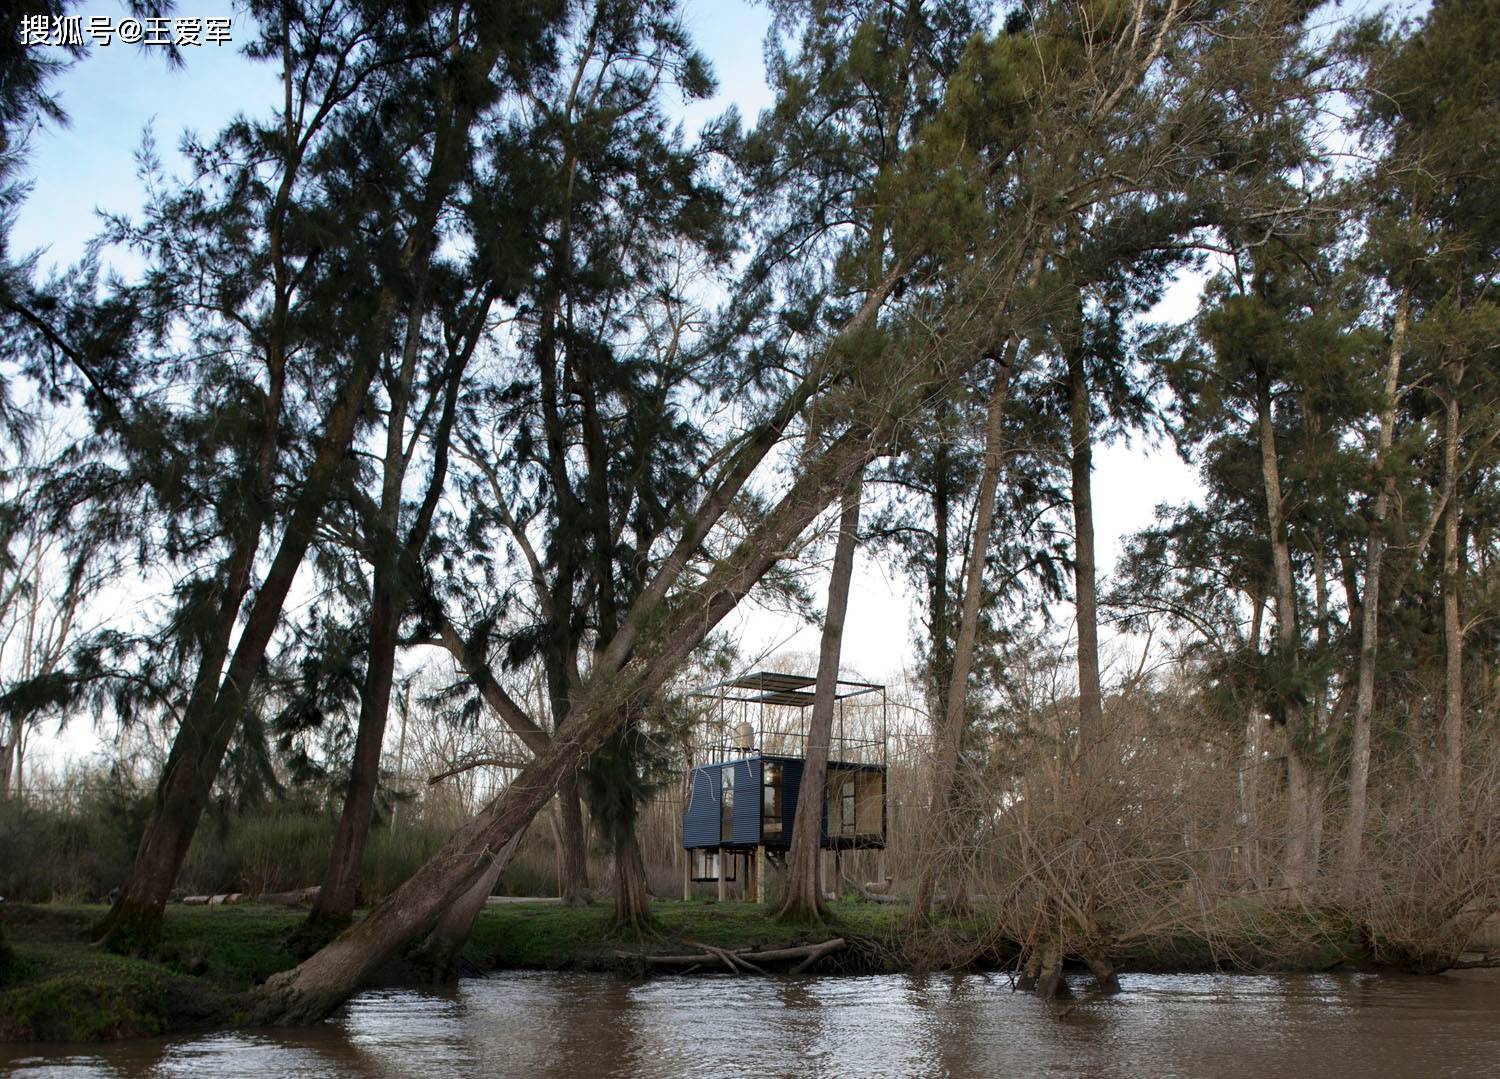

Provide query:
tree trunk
left=613, top=826, right=652, bottom=932
left=557, top=772, right=592, bottom=906
left=1338, top=297, right=1405, bottom=898
left=415, top=828, right=524, bottom=980
left=97, top=51, right=484, bottom=949
left=1067, top=344, right=1104, bottom=791
left=780, top=475, right=864, bottom=922
left=309, top=570, right=400, bottom=929
left=0, top=714, right=20, bottom=798
left=1239, top=595, right=1266, bottom=887
left=1035, top=941, right=1065, bottom=999
left=1256, top=380, right=1313, bottom=898
left=912, top=357, right=1013, bottom=920
left=1438, top=386, right=1464, bottom=823
left=312, top=282, right=474, bottom=928
left=98, top=345, right=382, bottom=951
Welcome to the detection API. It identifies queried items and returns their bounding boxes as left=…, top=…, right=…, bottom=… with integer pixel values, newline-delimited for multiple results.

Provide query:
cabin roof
left=693, top=669, right=884, bottom=708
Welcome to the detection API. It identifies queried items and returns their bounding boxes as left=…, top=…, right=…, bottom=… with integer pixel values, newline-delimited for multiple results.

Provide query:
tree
left=412, top=0, right=730, bottom=911
left=305, top=188, right=529, bottom=931
left=779, top=474, right=863, bottom=921
left=1362, top=0, right=1500, bottom=824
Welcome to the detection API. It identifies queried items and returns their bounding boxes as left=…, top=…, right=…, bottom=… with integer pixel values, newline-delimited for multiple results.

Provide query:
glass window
left=840, top=778, right=856, bottom=834
left=721, top=766, right=735, bottom=843
left=691, top=849, right=736, bottom=882
left=763, top=762, right=783, bottom=839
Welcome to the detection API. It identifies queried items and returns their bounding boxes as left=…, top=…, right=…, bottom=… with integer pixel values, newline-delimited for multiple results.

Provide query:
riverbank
left=1, top=898, right=1375, bottom=1043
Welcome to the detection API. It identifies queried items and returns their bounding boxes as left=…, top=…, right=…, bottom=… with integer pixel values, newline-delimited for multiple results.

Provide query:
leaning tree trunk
left=250, top=410, right=881, bottom=1026
left=1338, top=297, right=1405, bottom=897
left=780, top=475, right=864, bottom=922
left=1438, top=385, right=1464, bottom=824
left=415, top=829, right=524, bottom=979
left=98, top=347, right=381, bottom=951
left=1256, top=379, right=1314, bottom=899
left=912, top=357, right=1013, bottom=921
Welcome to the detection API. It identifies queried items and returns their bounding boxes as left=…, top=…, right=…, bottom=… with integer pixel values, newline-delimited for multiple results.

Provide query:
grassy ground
left=1, top=896, right=1372, bottom=1043
left=464, top=897, right=906, bottom=971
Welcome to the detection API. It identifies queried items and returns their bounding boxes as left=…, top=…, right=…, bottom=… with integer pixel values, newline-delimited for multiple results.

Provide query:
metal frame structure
left=689, top=670, right=888, bottom=770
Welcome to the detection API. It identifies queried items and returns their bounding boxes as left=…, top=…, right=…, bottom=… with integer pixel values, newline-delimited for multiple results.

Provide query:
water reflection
left=4, top=970, right=1499, bottom=1077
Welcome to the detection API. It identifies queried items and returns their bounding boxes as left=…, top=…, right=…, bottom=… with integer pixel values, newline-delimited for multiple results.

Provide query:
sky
left=11, top=0, right=1203, bottom=771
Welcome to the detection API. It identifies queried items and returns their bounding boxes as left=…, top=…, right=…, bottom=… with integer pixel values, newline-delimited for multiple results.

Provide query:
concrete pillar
left=755, top=845, right=766, bottom=904
left=682, top=849, right=691, bottom=902
left=716, top=850, right=726, bottom=903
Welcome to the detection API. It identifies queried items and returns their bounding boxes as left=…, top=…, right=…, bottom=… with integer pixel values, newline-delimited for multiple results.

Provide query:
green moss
left=0, top=946, right=168, bottom=1040
left=153, top=903, right=306, bottom=987
left=0, top=902, right=307, bottom=1042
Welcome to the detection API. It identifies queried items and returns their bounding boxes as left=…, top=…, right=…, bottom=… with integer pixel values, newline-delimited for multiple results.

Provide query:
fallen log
left=625, top=938, right=848, bottom=974
left=258, top=886, right=321, bottom=907
left=791, top=937, right=847, bottom=974
left=1449, top=952, right=1500, bottom=970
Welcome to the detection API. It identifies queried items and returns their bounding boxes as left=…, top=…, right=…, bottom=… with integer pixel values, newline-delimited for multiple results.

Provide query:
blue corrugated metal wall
left=683, top=758, right=763, bottom=847
left=768, top=757, right=803, bottom=848
left=730, top=758, right=761, bottom=845
left=683, top=763, right=721, bottom=848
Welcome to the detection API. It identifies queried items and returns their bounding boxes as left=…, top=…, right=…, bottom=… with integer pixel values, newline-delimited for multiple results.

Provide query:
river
left=4, top=970, right=1499, bottom=1077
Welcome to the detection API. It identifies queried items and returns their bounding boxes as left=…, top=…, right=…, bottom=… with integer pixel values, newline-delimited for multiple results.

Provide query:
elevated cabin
left=682, top=671, right=887, bottom=900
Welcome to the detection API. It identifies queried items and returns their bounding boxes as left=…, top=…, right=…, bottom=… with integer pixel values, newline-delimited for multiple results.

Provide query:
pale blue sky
left=14, top=0, right=775, bottom=274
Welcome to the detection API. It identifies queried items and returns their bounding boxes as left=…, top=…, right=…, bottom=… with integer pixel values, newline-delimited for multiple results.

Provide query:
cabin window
left=840, top=778, right=856, bottom=834
left=763, top=762, right=784, bottom=839
left=721, top=767, right=735, bottom=843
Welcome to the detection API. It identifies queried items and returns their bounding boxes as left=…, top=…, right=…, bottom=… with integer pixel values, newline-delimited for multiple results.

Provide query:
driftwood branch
left=427, top=755, right=531, bottom=786
left=625, top=938, right=848, bottom=974
left=686, top=940, right=769, bottom=975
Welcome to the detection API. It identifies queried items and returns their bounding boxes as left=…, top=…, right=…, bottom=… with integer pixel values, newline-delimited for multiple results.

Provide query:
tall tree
left=419, top=0, right=728, bottom=908
left=779, top=474, right=863, bottom=921
left=1365, top=0, right=1500, bottom=823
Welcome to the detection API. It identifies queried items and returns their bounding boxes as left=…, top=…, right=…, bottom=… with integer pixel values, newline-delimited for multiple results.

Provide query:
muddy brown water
left=4, top=970, right=1500, bottom=1077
